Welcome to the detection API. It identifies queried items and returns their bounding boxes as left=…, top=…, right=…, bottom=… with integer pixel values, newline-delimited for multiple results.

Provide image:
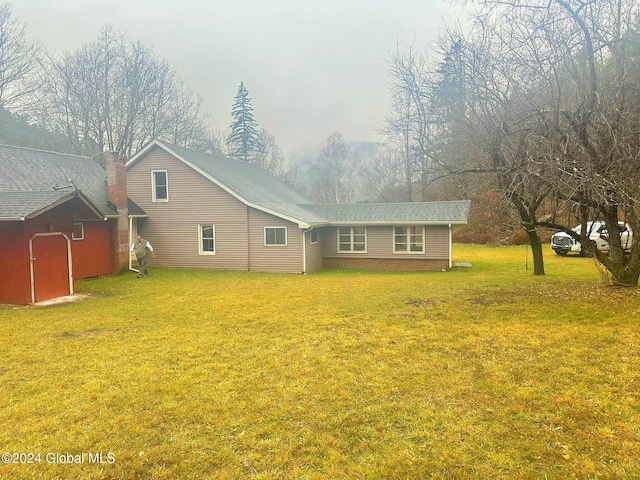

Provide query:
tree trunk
left=526, top=229, right=545, bottom=276
left=595, top=248, right=640, bottom=287
left=610, top=268, right=640, bottom=287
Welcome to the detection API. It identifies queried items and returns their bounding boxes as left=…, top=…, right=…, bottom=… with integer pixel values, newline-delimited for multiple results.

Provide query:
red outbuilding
left=0, top=145, right=144, bottom=304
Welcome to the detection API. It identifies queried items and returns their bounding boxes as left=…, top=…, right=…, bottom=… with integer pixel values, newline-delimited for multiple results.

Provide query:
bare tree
left=36, top=25, right=213, bottom=157
left=255, top=128, right=287, bottom=177
left=309, top=132, right=358, bottom=204
left=0, top=3, right=40, bottom=116
left=416, top=8, right=595, bottom=276
left=379, top=45, right=431, bottom=201
left=361, top=145, right=408, bottom=202
left=466, top=0, right=640, bottom=285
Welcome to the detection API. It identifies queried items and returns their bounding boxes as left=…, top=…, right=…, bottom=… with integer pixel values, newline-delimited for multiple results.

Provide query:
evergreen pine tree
left=226, top=82, right=262, bottom=162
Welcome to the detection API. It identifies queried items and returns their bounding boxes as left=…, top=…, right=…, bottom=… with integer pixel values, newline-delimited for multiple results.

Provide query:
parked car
left=550, top=221, right=632, bottom=256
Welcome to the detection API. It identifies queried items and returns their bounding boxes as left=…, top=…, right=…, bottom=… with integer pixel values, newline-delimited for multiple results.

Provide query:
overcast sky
left=13, top=0, right=463, bottom=159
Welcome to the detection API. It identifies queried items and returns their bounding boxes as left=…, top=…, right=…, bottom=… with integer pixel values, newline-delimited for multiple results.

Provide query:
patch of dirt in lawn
left=58, top=329, right=109, bottom=339
left=405, top=298, right=441, bottom=308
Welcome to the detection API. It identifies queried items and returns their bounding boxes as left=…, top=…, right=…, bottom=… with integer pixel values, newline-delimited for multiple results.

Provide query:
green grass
left=1, top=244, right=639, bottom=479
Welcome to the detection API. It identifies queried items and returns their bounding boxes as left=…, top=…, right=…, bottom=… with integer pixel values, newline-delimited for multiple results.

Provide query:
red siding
left=71, top=221, right=113, bottom=279
left=0, top=198, right=115, bottom=305
left=0, top=223, right=31, bottom=305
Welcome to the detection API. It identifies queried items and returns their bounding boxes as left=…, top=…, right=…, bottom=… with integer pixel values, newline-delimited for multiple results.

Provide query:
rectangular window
left=265, top=227, right=287, bottom=246
left=338, top=226, right=366, bottom=253
left=394, top=226, right=424, bottom=254
left=310, top=229, right=318, bottom=244
left=72, top=222, right=84, bottom=240
left=198, top=224, right=215, bottom=255
left=152, top=170, right=168, bottom=202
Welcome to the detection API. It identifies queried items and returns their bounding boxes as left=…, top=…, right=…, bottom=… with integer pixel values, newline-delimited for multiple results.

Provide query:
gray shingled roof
left=131, top=140, right=470, bottom=227
left=150, top=141, right=324, bottom=225
left=302, top=201, right=471, bottom=224
left=127, top=198, right=148, bottom=217
left=159, top=141, right=311, bottom=203
left=0, top=144, right=119, bottom=219
left=0, top=191, right=72, bottom=219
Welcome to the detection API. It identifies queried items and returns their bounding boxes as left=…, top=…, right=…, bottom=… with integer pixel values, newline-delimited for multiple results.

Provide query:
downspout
left=29, top=238, right=36, bottom=303
left=128, top=216, right=136, bottom=272
left=247, top=205, right=251, bottom=272
left=302, top=227, right=313, bottom=274
left=448, top=224, right=452, bottom=269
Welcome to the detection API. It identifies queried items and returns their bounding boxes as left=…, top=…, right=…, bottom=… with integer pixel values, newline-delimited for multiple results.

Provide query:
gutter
left=0, top=216, right=26, bottom=221
left=326, top=220, right=469, bottom=226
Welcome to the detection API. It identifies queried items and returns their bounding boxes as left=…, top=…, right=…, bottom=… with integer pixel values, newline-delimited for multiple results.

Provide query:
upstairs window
left=394, top=226, right=424, bottom=253
left=152, top=170, right=168, bottom=202
left=72, top=222, right=84, bottom=240
left=338, top=226, right=366, bottom=252
left=265, top=227, right=287, bottom=246
left=198, top=224, right=215, bottom=255
left=310, top=229, right=318, bottom=244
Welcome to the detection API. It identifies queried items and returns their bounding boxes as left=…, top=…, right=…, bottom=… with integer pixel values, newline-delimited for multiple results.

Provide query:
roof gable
left=127, top=140, right=320, bottom=227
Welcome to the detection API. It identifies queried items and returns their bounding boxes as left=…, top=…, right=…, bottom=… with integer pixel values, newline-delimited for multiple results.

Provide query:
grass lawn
left=1, top=244, right=640, bottom=479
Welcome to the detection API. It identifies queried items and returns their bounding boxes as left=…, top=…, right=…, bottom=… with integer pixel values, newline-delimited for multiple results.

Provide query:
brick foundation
left=323, top=257, right=450, bottom=272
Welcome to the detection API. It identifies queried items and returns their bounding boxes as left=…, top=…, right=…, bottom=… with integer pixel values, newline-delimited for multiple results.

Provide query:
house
left=0, top=145, right=143, bottom=304
left=126, top=140, right=470, bottom=274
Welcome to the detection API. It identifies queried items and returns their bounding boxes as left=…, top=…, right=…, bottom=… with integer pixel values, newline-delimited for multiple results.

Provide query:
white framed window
left=198, top=224, right=215, bottom=255
left=265, top=227, right=287, bottom=246
left=338, top=226, right=367, bottom=253
left=72, top=222, right=84, bottom=240
left=394, top=226, right=425, bottom=254
left=152, top=170, right=169, bottom=202
left=310, top=229, right=318, bottom=244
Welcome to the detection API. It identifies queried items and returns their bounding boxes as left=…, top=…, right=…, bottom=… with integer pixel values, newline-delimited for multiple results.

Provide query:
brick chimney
left=105, top=152, right=130, bottom=273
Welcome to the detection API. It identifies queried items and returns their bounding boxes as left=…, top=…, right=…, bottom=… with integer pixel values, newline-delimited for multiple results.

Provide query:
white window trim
left=198, top=224, right=216, bottom=255
left=393, top=226, right=425, bottom=254
left=337, top=226, right=367, bottom=253
left=264, top=226, right=287, bottom=246
left=151, top=170, right=169, bottom=202
left=310, top=229, right=318, bottom=244
left=72, top=222, right=84, bottom=241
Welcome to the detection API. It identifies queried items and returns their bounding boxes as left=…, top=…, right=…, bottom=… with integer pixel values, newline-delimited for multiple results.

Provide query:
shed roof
left=0, top=144, right=145, bottom=221
left=0, top=144, right=117, bottom=219
left=0, top=190, right=105, bottom=220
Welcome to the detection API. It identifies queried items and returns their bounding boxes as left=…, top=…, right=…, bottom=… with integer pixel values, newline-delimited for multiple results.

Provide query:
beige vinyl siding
left=248, top=208, right=302, bottom=273
left=304, top=228, right=324, bottom=273
left=323, top=225, right=450, bottom=260
left=424, top=225, right=450, bottom=260
left=127, top=146, right=249, bottom=270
